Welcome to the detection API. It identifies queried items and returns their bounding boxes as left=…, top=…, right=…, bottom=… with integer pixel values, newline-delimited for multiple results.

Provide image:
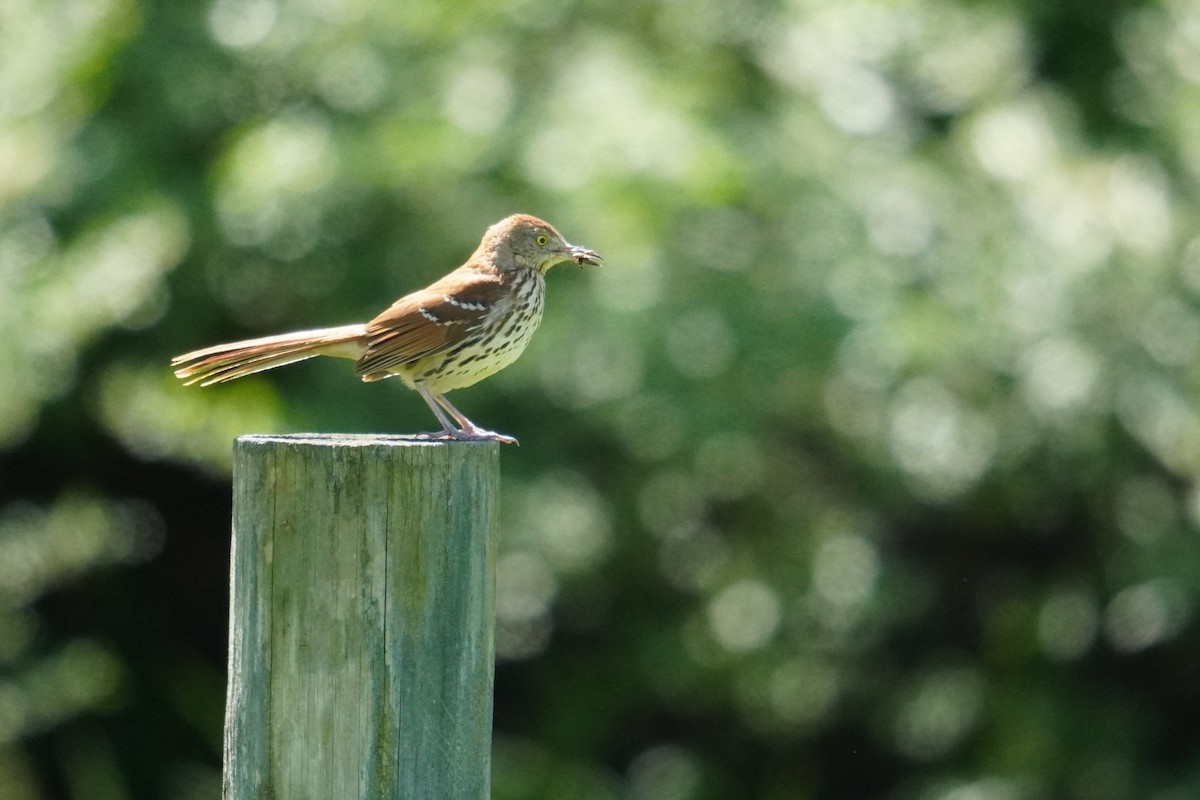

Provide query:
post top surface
left=236, top=433, right=498, bottom=448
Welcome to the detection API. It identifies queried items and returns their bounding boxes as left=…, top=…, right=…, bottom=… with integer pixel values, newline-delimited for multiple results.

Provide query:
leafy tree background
left=3, top=0, right=1200, bottom=797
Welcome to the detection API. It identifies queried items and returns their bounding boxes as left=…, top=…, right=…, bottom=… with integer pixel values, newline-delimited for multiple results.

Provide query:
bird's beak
left=568, top=245, right=603, bottom=267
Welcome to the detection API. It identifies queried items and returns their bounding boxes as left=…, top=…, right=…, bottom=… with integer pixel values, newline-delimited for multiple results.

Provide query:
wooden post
left=223, top=434, right=498, bottom=799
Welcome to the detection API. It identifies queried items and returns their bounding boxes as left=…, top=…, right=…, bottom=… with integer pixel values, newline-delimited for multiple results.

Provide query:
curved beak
left=568, top=245, right=603, bottom=267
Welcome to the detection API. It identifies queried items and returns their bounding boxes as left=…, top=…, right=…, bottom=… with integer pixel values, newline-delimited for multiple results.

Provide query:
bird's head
left=483, top=214, right=602, bottom=274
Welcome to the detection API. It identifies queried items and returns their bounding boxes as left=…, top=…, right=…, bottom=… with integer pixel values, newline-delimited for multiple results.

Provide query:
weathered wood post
left=224, top=434, right=498, bottom=799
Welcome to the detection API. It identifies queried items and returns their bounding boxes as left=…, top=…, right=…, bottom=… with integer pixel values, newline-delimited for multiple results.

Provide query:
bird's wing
left=355, top=268, right=508, bottom=380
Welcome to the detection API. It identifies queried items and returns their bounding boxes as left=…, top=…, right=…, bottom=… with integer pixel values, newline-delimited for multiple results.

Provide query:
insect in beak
left=569, top=246, right=602, bottom=267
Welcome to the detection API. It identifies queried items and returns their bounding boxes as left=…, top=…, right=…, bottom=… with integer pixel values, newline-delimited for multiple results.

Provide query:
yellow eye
left=536, top=234, right=548, bottom=247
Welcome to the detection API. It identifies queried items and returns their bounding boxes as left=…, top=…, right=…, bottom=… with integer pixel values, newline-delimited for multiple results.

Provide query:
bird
left=172, top=214, right=602, bottom=445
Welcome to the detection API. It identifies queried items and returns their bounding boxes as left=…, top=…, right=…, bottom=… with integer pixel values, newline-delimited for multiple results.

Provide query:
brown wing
left=355, top=267, right=508, bottom=380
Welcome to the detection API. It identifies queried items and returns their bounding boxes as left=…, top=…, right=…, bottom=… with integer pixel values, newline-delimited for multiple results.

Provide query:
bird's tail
left=172, top=324, right=369, bottom=386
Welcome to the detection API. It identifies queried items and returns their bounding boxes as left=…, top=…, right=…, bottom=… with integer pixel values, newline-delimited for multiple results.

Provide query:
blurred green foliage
left=3, top=0, right=1200, bottom=797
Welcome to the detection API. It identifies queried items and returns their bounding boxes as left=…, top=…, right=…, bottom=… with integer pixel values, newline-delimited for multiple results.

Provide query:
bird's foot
left=452, top=424, right=519, bottom=445
left=418, top=426, right=519, bottom=445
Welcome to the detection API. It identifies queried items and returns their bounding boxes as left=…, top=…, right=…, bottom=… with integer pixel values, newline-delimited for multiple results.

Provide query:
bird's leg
left=433, top=392, right=519, bottom=446
left=415, top=384, right=463, bottom=440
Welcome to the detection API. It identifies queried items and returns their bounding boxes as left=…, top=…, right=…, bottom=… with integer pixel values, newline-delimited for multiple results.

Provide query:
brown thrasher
left=172, top=214, right=601, bottom=444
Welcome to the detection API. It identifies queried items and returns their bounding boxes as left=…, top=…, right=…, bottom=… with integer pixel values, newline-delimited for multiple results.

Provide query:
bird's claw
left=420, top=428, right=519, bottom=445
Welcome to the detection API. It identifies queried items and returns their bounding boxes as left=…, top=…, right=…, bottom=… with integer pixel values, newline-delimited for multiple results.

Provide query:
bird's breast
left=419, top=270, right=546, bottom=392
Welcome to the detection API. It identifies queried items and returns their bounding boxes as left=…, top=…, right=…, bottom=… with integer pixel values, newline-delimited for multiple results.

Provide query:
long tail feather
left=172, top=324, right=369, bottom=386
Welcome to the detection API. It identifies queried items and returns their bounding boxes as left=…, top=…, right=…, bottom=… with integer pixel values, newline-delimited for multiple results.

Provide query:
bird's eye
left=536, top=234, right=548, bottom=247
